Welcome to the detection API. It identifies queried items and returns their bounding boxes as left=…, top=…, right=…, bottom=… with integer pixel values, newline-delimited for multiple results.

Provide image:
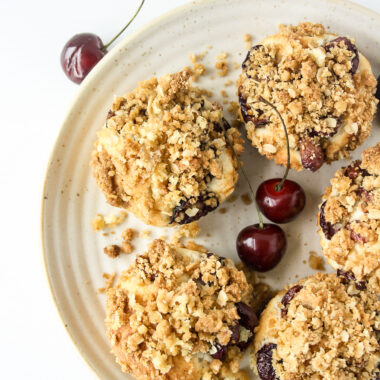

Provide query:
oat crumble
left=215, top=52, right=229, bottom=77
left=318, top=143, right=380, bottom=294
left=252, top=273, right=380, bottom=379
left=91, top=70, right=243, bottom=227
left=98, top=272, right=116, bottom=294
left=105, top=239, right=254, bottom=379
left=238, top=23, right=377, bottom=171
left=308, top=251, right=325, bottom=270
left=91, top=211, right=127, bottom=232
left=103, top=244, right=121, bottom=258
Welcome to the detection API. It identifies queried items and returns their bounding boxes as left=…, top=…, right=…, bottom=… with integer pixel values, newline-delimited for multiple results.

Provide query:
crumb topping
left=91, top=212, right=127, bottom=232
left=92, top=70, right=243, bottom=226
left=318, top=143, right=380, bottom=294
left=105, top=240, right=253, bottom=379
left=260, top=273, right=380, bottom=379
left=238, top=22, right=377, bottom=171
left=103, top=244, right=121, bottom=258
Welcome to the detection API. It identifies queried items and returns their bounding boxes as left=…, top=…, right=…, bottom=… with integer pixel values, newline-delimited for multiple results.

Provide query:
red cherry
left=256, top=178, right=306, bottom=223
left=61, top=33, right=106, bottom=84
left=236, top=224, right=287, bottom=272
left=60, top=1, right=145, bottom=84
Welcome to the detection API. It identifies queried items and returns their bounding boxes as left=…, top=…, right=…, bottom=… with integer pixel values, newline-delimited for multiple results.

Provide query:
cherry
left=236, top=224, right=286, bottom=272
left=61, top=34, right=106, bottom=84
left=256, top=178, right=306, bottom=223
left=255, top=97, right=306, bottom=223
left=221, top=96, right=288, bottom=272
left=61, top=0, right=144, bottom=84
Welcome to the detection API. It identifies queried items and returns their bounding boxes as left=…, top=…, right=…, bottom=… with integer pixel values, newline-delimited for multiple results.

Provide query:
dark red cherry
left=256, top=178, right=306, bottom=223
left=257, top=343, right=279, bottom=380
left=61, top=33, right=106, bottom=84
left=236, top=224, right=287, bottom=272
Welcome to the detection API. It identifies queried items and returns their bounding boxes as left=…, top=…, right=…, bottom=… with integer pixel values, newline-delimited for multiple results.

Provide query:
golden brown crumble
left=187, top=53, right=206, bottom=82
left=238, top=23, right=377, bottom=171
left=91, top=70, right=243, bottom=227
left=103, top=244, right=121, bottom=258
left=121, top=241, right=133, bottom=254
left=243, top=33, right=252, bottom=50
left=121, top=227, right=135, bottom=242
left=252, top=273, right=380, bottom=379
left=215, top=52, right=229, bottom=77
left=318, top=143, right=380, bottom=294
left=308, top=251, right=325, bottom=270
left=185, top=240, right=208, bottom=253
left=91, top=211, right=127, bottom=232
left=98, top=272, right=116, bottom=294
left=105, top=240, right=253, bottom=379
left=140, top=230, right=151, bottom=238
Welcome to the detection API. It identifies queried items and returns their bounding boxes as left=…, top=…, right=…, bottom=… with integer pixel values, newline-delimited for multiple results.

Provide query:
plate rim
left=40, top=0, right=380, bottom=378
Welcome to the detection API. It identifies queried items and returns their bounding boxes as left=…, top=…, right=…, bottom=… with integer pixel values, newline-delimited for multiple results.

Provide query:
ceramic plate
left=41, top=0, right=380, bottom=378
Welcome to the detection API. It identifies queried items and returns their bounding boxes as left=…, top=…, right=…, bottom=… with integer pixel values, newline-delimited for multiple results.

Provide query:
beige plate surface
left=41, top=0, right=380, bottom=378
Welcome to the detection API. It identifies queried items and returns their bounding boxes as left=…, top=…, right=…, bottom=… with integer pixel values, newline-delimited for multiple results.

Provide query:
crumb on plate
left=215, top=52, right=229, bottom=77
left=91, top=211, right=127, bottom=232
left=98, top=272, right=116, bottom=293
left=308, top=251, right=325, bottom=270
left=103, top=244, right=121, bottom=258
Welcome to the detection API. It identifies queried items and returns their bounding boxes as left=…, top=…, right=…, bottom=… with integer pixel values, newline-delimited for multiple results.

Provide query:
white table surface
left=0, top=0, right=378, bottom=379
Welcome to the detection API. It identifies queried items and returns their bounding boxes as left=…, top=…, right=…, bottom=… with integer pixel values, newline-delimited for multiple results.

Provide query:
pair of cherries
left=236, top=98, right=306, bottom=272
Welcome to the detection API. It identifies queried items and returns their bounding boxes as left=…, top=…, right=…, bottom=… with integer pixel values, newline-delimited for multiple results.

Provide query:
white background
left=0, top=0, right=379, bottom=379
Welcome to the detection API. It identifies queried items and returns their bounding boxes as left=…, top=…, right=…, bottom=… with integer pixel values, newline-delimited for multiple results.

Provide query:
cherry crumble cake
left=318, top=143, right=380, bottom=294
left=251, top=273, right=380, bottom=380
left=105, top=239, right=258, bottom=380
left=238, top=23, right=377, bottom=171
left=92, top=70, right=243, bottom=227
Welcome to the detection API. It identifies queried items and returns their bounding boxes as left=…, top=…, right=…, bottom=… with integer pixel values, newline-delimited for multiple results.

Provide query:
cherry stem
left=259, top=96, right=290, bottom=192
left=221, top=122, right=264, bottom=229
left=102, top=0, right=145, bottom=51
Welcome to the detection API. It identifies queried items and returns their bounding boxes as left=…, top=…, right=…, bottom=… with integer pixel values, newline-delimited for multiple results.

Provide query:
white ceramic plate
left=41, top=0, right=380, bottom=378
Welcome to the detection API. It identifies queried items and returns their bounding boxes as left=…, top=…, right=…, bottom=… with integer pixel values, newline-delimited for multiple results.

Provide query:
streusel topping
left=238, top=22, right=377, bottom=171
left=318, top=143, right=380, bottom=294
left=254, top=273, right=380, bottom=380
left=92, top=70, right=243, bottom=226
left=106, top=240, right=254, bottom=380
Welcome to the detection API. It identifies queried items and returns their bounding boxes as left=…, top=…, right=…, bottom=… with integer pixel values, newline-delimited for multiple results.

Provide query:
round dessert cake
left=105, top=239, right=257, bottom=380
left=318, top=143, right=380, bottom=294
left=238, top=22, right=377, bottom=171
left=91, top=70, right=243, bottom=227
left=251, top=272, right=380, bottom=380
